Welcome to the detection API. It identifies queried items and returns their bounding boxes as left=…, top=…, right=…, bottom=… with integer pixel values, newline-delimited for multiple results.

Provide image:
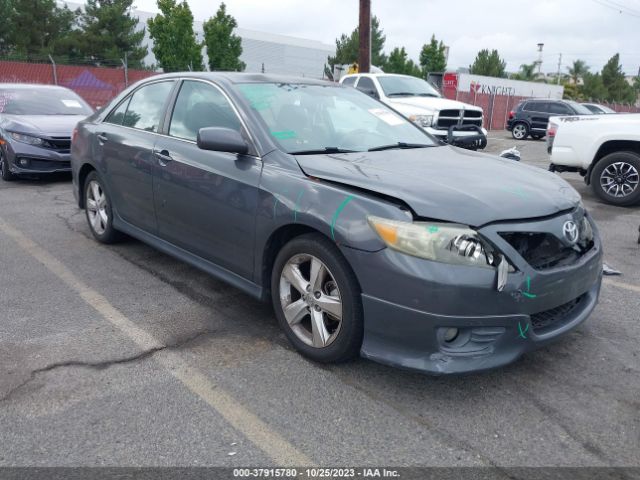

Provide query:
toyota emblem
left=563, top=220, right=579, bottom=244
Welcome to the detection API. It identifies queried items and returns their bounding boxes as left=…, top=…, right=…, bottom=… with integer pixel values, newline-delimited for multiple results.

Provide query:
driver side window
left=169, top=81, right=241, bottom=142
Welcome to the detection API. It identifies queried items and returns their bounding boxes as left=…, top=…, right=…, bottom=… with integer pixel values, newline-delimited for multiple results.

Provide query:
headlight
left=9, top=132, right=46, bottom=146
left=367, top=215, right=501, bottom=269
left=408, top=114, right=433, bottom=128
left=580, top=216, right=594, bottom=243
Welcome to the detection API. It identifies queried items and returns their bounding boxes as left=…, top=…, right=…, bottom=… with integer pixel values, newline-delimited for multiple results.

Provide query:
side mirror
left=197, top=127, right=249, bottom=155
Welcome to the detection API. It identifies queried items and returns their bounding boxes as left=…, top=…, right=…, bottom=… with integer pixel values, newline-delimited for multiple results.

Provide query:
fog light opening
left=443, top=327, right=459, bottom=343
left=19, top=158, right=29, bottom=167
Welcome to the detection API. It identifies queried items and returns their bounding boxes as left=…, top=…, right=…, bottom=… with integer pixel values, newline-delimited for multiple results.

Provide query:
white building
left=65, top=2, right=335, bottom=78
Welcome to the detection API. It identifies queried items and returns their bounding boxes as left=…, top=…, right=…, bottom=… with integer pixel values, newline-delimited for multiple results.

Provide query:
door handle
left=153, top=149, right=173, bottom=166
left=97, top=133, right=108, bottom=144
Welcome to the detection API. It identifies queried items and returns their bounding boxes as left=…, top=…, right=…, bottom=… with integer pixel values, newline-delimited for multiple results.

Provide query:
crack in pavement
left=0, top=328, right=219, bottom=404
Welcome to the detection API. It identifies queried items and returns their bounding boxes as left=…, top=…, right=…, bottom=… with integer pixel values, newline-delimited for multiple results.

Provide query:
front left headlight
left=9, top=132, right=46, bottom=147
left=408, top=114, right=434, bottom=128
left=367, top=215, right=501, bottom=269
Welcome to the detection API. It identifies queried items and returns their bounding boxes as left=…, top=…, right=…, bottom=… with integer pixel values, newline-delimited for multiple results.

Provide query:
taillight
left=508, top=110, right=515, bottom=119
left=547, top=122, right=557, bottom=137
left=72, top=128, right=78, bottom=143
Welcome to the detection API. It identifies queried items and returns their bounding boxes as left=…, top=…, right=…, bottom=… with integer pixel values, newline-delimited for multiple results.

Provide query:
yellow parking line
left=603, top=278, right=640, bottom=294
left=0, top=216, right=312, bottom=466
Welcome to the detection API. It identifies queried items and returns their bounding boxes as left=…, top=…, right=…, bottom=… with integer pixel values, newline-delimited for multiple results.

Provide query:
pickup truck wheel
left=592, top=152, right=640, bottom=206
left=511, top=123, right=529, bottom=140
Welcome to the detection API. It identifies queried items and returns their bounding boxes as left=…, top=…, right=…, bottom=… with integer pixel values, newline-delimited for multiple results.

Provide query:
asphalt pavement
left=0, top=132, right=639, bottom=470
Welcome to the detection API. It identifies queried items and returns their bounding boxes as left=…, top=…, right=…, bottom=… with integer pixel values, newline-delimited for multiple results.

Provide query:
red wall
left=0, top=61, right=157, bottom=109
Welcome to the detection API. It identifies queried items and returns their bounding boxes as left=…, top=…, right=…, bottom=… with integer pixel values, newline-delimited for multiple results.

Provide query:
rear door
left=97, top=80, right=176, bottom=233
left=152, top=79, right=262, bottom=278
left=526, top=101, right=550, bottom=132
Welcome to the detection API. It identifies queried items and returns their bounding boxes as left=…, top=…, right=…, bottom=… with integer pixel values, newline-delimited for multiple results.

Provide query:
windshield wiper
left=368, top=142, right=432, bottom=152
left=386, top=92, right=416, bottom=97
left=289, top=147, right=358, bottom=155
left=416, top=93, right=439, bottom=97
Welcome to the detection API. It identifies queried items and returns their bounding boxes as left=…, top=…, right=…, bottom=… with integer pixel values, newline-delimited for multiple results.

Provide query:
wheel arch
left=77, top=163, right=97, bottom=208
left=587, top=140, right=640, bottom=185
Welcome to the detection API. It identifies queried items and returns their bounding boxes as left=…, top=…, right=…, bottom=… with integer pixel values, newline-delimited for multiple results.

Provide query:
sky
left=132, top=0, right=640, bottom=75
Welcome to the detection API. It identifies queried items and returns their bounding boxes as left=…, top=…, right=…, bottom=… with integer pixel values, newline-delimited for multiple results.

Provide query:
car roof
left=140, top=72, right=332, bottom=87
left=0, top=83, right=76, bottom=91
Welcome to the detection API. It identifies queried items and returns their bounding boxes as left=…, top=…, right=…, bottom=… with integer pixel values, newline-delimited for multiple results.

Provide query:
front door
left=152, top=80, right=262, bottom=279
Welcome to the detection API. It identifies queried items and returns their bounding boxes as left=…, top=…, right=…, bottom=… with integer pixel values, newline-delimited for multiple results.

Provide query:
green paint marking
left=427, top=225, right=439, bottom=234
left=293, top=189, right=305, bottom=223
left=518, top=322, right=530, bottom=339
left=330, top=195, right=355, bottom=241
left=522, top=276, right=537, bottom=298
left=271, top=130, right=297, bottom=140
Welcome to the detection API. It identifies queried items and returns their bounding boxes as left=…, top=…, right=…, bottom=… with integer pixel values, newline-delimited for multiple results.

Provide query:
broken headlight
left=367, top=216, right=503, bottom=269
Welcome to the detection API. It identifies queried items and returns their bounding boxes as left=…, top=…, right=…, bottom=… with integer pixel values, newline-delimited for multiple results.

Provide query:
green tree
left=567, top=59, right=589, bottom=85
left=203, top=2, right=245, bottom=71
left=5, top=0, right=78, bottom=59
left=601, top=53, right=635, bottom=103
left=469, top=49, right=506, bottom=78
left=419, top=35, right=447, bottom=76
left=512, top=63, right=537, bottom=81
left=147, top=0, right=203, bottom=72
left=582, top=72, right=608, bottom=102
left=384, top=47, right=421, bottom=77
left=0, top=0, right=16, bottom=55
left=327, top=16, right=387, bottom=70
left=71, top=0, right=147, bottom=67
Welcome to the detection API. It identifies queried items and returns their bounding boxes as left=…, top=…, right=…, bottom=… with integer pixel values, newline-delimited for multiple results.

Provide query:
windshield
left=0, top=88, right=93, bottom=115
left=236, top=83, right=436, bottom=154
left=565, top=100, right=594, bottom=115
left=377, top=76, right=441, bottom=98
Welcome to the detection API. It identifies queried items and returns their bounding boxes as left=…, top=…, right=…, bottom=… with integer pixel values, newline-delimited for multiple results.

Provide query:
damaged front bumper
left=343, top=209, right=603, bottom=375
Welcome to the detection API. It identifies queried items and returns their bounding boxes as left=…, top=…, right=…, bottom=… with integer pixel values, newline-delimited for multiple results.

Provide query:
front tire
left=271, top=233, right=363, bottom=363
left=511, top=122, right=529, bottom=140
left=591, top=152, right=640, bottom=206
left=84, top=171, right=122, bottom=243
left=0, top=151, right=16, bottom=181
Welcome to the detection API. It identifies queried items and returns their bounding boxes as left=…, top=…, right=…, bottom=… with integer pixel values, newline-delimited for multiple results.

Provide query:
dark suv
left=507, top=99, right=592, bottom=140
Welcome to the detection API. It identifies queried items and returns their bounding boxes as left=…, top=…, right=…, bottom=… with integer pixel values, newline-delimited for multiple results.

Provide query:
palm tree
left=511, top=63, right=537, bottom=81
left=567, top=60, right=590, bottom=85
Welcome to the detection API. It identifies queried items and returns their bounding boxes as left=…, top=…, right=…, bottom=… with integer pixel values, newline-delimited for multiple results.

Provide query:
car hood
left=0, top=114, right=86, bottom=136
left=294, top=146, right=581, bottom=227
left=385, top=96, right=482, bottom=114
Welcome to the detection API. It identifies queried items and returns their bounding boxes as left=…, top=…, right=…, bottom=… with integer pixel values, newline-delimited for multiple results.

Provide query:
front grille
left=530, top=295, right=584, bottom=332
left=45, top=137, right=71, bottom=152
left=500, top=231, right=594, bottom=270
left=436, top=109, right=483, bottom=129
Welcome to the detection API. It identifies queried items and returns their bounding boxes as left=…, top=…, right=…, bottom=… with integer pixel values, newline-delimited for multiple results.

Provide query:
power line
left=599, top=0, right=640, bottom=14
left=590, top=0, right=640, bottom=17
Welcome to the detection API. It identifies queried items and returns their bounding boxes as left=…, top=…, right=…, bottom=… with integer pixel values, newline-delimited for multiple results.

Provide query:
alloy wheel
left=600, top=162, right=639, bottom=198
left=86, top=180, right=109, bottom=235
left=279, top=254, right=343, bottom=348
left=512, top=124, right=527, bottom=139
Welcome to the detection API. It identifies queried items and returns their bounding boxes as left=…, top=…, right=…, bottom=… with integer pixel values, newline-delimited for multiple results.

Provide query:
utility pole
left=358, top=0, right=371, bottom=73
left=121, top=52, right=129, bottom=88
left=556, top=53, right=562, bottom=85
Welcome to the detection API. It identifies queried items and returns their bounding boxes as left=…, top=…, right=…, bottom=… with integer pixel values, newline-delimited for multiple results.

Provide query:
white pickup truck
left=548, top=114, right=640, bottom=206
left=340, top=73, right=488, bottom=150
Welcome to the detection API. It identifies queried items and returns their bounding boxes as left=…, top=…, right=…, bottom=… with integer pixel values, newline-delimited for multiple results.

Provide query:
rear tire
left=0, top=152, right=16, bottom=181
left=591, top=151, right=640, bottom=206
left=84, top=171, right=122, bottom=243
left=271, top=233, right=363, bottom=363
left=511, top=122, right=529, bottom=140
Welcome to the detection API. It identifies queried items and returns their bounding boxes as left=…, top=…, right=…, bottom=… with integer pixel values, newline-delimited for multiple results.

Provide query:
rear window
left=0, top=88, right=93, bottom=115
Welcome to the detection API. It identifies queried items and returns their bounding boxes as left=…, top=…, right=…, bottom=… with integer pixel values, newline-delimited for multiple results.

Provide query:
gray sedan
left=70, top=73, right=603, bottom=374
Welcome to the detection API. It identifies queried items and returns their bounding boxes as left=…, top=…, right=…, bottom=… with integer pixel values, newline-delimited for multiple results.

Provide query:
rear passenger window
left=122, top=81, right=174, bottom=132
left=169, top=80, right=241, bottom=142
left=342, top=77, right=357, bottom=86
left=356, top=77, right=376, bottom=94
left=524, top=102, right=548, bottom=113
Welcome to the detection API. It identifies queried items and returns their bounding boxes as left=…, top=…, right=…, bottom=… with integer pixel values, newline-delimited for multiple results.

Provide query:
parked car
left=0, top=84, right=93, bottom=180
left=507, top=99, right=592, bottom=140
left=72, top=73, right=602, bottom=375
left=340, top=73, right=487, bottom=150
left=581, top=103, right=617, bottom=115
left=548, top=113, right=640, bottom=206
